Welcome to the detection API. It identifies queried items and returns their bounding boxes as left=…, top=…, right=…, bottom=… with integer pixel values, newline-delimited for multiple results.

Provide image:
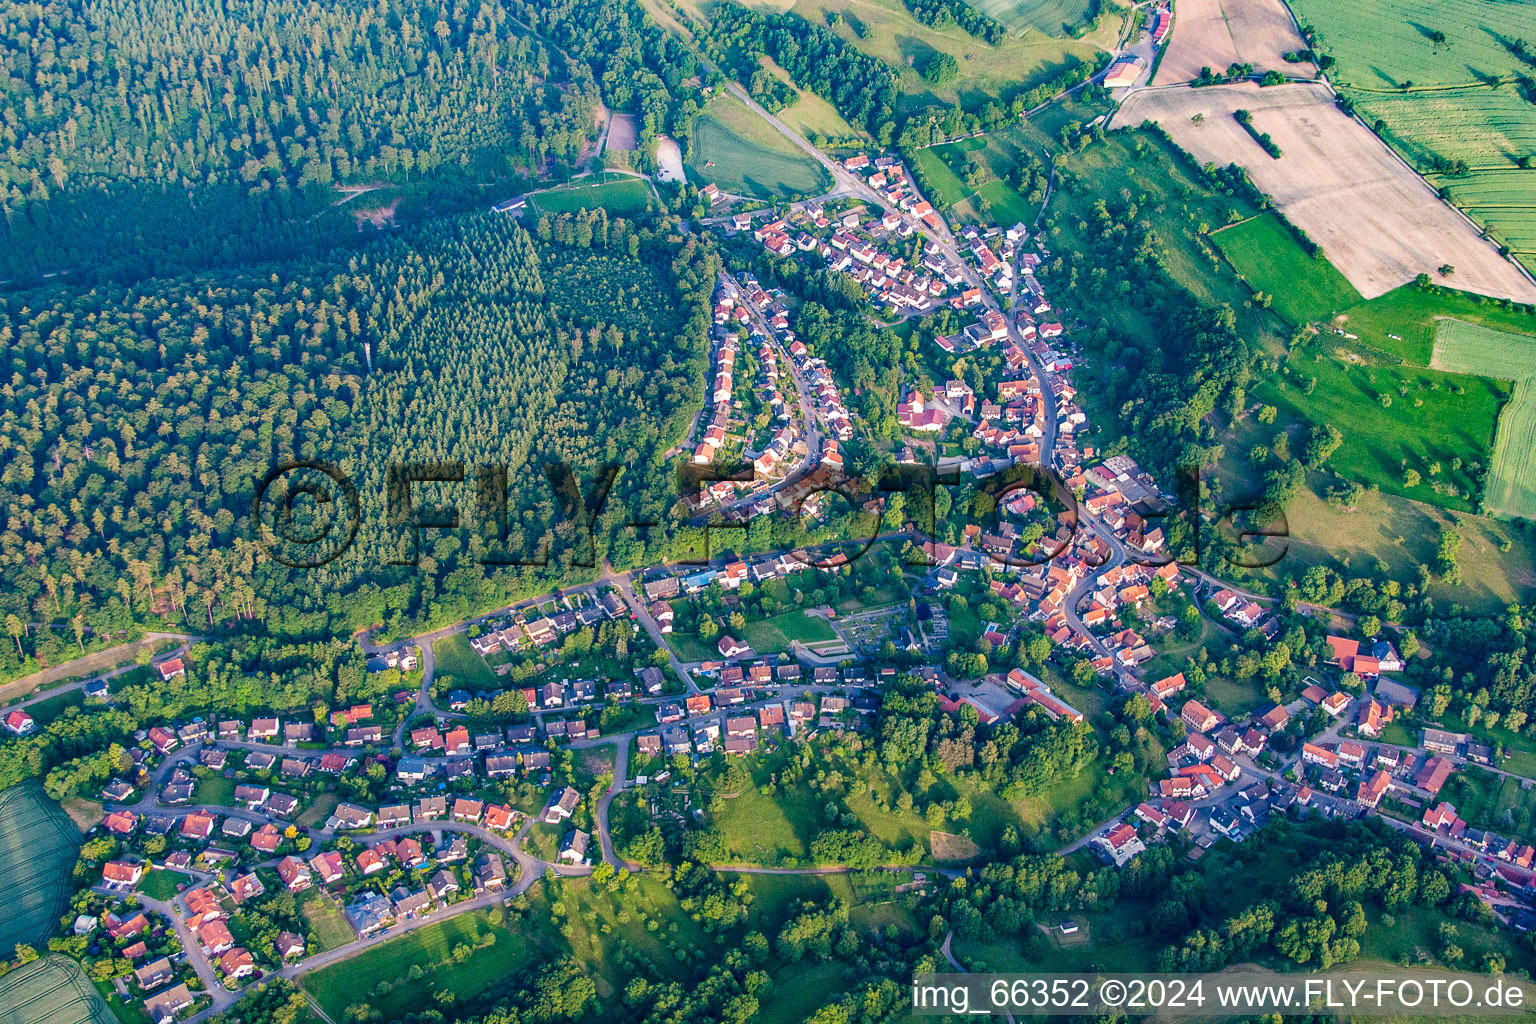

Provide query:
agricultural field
left=1114, top=82, right=1536, bottom=303
left=1486, top=381, right=1536, bottom=519
left=528, top=175, right=655, bottom=217
left=0, top=956, right=117, bottom=1024
left=685, top=93, right=831, bottom=199
left=1211, top=213, right=1364, bottom=324
left=0, top=781, right=82, bottom=954
left=1430, top=318, right=1536, bottom=379
left=1359, top=87, right=1536, bottom=173
left=1153, top=0, right=1311, bottom=86
left=1287, top=0, right=1536, bottom=91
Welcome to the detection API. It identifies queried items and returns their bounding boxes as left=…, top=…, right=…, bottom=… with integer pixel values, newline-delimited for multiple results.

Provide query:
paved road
left=593, top=737, right=633, bottom=868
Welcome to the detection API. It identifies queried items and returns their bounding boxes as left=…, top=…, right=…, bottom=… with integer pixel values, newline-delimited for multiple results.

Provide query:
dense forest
left=0, top=210, right=718, bottom=663
left=0, top=0, right=607, bottom=282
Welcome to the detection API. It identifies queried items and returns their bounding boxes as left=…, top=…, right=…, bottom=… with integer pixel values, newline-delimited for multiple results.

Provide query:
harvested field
left=1153, top=0, right=1310, bottom=85
left=1114, top=82, right=1536, bottom=302
left=0, top=781, right=83, bottom=954
left=607, top=112, right=638, bottom=152
left=0, top=955, right=116, bottom=1024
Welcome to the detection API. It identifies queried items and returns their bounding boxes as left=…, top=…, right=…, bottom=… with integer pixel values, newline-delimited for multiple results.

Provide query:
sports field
left=528, top=176, right=654, bottom=217
left=686, top=94, right=830, bottom=199
left=0, top=955, right=116, bottom=1024
left=0, top=781, right=83, bottom=955
left=1211, top=213, right=1364, bottom=324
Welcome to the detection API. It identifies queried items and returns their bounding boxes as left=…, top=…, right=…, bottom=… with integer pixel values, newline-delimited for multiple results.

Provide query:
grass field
left=431, top=633, right=499, bottom=692
left=1288, top=0, right=1536, bottom=91
left=913, top=135, right=1041, bottom=227
left=137, top=868, right=193, bottom=901
left=1211, top=213, right=1364, bottom=324
left=192, top=771, right=236, bottom=808
left=528, top=175, right=654, bottom=216
left=303, top=909, right=534, bottom=1021
left=755, top=0, right=1115, bottom=118
left=971, top=0, right=1097, bottom=34
left=1430, top=318, right=1536, bottom=379
left=0, top=781, right=82, bottom=955
left=1428, top=318, right=1536, bottom=518
left=1487, top=381, right=1536, bottom=518
left=1259, top=354, right=1505, bottom=511
left=740, top=610, right=837, bottom=654
left=686, top=93, right=831, bottom=199
left=297, top=888, right=355, bottom=952
left=0, top=955, right=117, bottom=1024
left=755, top=55, right=866, bottom=144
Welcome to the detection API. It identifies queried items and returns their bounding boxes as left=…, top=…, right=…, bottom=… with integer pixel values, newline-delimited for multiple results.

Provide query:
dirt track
left=1115, top=82, right=1536, bottom=303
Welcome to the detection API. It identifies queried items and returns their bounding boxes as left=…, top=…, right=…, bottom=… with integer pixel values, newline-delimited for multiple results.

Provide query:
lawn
left=0, top=781, right=82, bottom=954
left=137, top=868, right=193, bottom=901
left=740, top=609, right=838, bottom=654
left=192, top=771, right=236, bottom=808
left=303, top=907, right=535, bottom=1021
left=1211, top=213, right=1364, bottom=325
left=432, top=633, right=499, bottom=691
left=298, top=887, right=355, bottom=952
left=529, top=175, right=654, bottom=216
left=685, top=92, right=831, bottom=199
